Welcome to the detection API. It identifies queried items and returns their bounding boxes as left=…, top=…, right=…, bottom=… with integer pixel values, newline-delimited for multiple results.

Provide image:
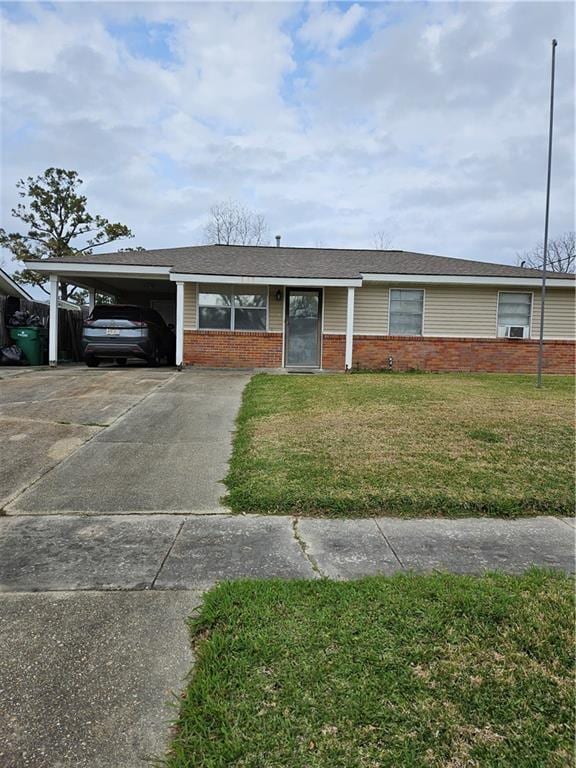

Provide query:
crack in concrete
left=151, top=519, right=186, bottom=590
left=373, top=518, right=405, bottom=569
left=292, top=517, right=325, bottom=578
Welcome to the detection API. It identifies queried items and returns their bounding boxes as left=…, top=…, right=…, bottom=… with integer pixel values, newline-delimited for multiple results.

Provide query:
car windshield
left=90, top=306, right=143, bottom=321
left=142, top=309, right=165, bottom=325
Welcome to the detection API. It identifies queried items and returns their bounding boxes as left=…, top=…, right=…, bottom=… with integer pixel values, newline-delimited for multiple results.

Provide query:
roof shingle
left=34, top=244, right=575, bottom=281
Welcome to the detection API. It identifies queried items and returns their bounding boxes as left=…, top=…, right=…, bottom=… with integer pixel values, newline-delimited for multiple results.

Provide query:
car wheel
left=85, top=357, right=100, bottom=368
left=116, top=358, right=127, bottom=366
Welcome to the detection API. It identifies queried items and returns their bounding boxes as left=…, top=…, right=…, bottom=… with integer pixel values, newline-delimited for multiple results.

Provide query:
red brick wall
left=322, top=334, right=346, bottom=370
left=352, top=335, right=575, bottom=374
left=183, top=330, right=575, bottom=374
left=184, top=330, right=282, bottom=368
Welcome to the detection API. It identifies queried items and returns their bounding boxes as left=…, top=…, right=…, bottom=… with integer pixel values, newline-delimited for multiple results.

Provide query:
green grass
left=164, top=571, right=574, bottom=768
left=225, top=372, right=575, bottom=517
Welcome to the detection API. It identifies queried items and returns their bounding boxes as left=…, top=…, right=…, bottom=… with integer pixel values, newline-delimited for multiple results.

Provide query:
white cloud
left=298, top=3, right=366, bottom=54
left=0, top=0, right=574, bottom=275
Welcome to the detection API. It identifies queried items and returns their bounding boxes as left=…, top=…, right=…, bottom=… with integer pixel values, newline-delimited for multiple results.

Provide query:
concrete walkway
left=0, top=514, right=573, bottom=593
left=1, top=514, right=573, bottom=767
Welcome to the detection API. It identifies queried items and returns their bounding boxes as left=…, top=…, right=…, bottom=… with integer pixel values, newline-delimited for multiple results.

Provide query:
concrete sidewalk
left=0, top=514, right=573, bottom=592
left=0, top=512, right=573, bottom=768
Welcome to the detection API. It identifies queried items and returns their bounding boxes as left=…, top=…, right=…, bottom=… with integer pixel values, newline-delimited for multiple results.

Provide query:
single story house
left=26, top=244, right=575, bottom=373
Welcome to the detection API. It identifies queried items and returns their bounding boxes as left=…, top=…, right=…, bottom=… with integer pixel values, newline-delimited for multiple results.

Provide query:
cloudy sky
left=1, top=0, right=574, bottom=275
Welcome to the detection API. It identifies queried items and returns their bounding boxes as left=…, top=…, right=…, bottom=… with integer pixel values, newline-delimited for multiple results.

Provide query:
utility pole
left=537, top=38, right=557, bottom=388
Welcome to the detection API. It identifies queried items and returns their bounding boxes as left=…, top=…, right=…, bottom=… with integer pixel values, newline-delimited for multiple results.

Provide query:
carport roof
left=28, top=244, right=575, bottom=281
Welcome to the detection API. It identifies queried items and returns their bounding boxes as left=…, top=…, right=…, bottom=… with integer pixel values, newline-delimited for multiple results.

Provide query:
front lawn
left=225, top=373, right=575, bottom=516
left=164, top=571, right=574, bottom=768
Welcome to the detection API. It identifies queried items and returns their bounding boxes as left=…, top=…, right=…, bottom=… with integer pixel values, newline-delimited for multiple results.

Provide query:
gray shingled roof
left=35, top=244, right=575, bottom=281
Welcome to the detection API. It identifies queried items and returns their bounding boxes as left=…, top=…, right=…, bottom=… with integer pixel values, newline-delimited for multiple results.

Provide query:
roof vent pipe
left=275, top=235, right=281, bottom=247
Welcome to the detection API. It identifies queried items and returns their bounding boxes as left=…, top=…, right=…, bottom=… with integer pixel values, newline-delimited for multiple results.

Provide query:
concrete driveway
left=0, top=365, right=253, bottom=768
left=1, top=366, right=250, bottom=513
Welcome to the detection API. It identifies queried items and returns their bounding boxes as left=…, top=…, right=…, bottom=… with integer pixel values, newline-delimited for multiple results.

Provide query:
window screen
left=234, top=290, right=266, bottom=330
left=198, top=287, right=267, bottom=330
left=389, top=289, right=424, bottom=336
left=497, top=293, right=532, bottom=335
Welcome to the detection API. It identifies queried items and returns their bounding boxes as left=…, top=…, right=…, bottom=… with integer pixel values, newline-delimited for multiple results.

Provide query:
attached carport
left=30, top=262, right=185, bottom=367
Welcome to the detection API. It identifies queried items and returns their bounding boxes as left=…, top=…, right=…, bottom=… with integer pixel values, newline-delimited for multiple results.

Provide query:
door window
left=285, top=290, right=321, bottom=367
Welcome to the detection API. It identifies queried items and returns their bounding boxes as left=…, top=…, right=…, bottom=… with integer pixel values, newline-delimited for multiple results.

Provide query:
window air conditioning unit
left=505, top=326, right=526, bottom=339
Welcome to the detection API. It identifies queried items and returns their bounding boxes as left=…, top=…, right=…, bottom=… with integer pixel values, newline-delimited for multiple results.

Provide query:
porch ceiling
left=55, top=274, right=174, bottom=297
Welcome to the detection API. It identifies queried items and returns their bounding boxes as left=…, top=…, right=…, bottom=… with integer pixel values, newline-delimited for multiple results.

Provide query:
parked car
left=82, top=304, right=175, bottom=367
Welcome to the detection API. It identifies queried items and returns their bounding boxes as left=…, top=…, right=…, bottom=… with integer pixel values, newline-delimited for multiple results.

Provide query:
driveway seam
left=374, top=518, right=405, bottom=569
left=3, top=370, right=178, bottom=514
left=292, top=517, right=325, bottom=578
left=151, top=519, right=186, bottom=589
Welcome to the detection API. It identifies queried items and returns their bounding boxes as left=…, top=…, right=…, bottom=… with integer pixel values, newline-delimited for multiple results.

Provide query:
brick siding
left=184, top=330, right=574, bottom=374
left=322, top=334, right=346, bottom=370
left=352, top=335, right=575, bottom=374
left=184, top=330, right=282, bottom=368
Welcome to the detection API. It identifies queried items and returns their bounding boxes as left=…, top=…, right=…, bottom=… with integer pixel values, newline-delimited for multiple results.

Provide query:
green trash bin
left=9, top=326, right=49, bottom=365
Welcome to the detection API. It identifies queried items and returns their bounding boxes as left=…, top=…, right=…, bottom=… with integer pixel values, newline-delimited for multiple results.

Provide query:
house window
left=389, top=289, right=424, bottom=335
left=198, top=286, right=267, bottom=331
left=497, top=292, right=532, bottom=338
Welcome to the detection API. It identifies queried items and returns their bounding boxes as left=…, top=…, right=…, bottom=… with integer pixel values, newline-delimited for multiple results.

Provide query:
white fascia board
left=361, top=273, right=574, bottom=288
left=0, top=268, right=33, bottom=300
left=170, top=273, right=362, bottom=288
left=24, top=261, right=171, bottom=279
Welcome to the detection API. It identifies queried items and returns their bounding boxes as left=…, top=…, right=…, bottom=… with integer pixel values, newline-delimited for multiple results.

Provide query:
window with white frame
left=389, top=289, right=424, bottom=335
left=497, top=292, right=532, bottom=338
left=198, top=286, right=267, bottom=331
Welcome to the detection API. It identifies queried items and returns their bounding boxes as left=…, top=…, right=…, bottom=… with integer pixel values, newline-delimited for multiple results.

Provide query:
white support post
left=49, top=274, right=59, bottom=367
left=175, top=281, right=184, bottom=369
left=87, top=287, right=95, bottom=313
left=345, top=286, right=355, bottom=371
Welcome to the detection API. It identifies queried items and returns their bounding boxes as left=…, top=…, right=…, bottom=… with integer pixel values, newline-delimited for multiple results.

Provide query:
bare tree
left=373, top=229, right=392, bottom=250
left=517, top=231, right=575, bottom=273
left=204, top=200, right=269, bottom=246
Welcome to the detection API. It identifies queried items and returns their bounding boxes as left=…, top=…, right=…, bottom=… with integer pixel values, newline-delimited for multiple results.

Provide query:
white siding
left=424, top=286, right=497, bottom=337
left=181, top=279, right=575, bottom=340
left=531, top=288, right=576, bottom=340
left=354, top=284, right=388, bottom=334
left=183, top=283, right=196, bottom=330
left=323, top=287, right=348, bottom=333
